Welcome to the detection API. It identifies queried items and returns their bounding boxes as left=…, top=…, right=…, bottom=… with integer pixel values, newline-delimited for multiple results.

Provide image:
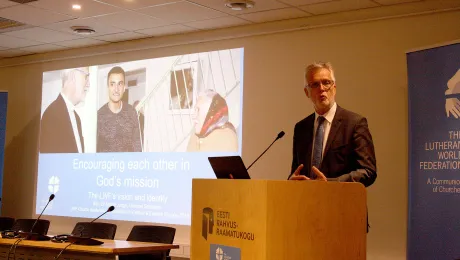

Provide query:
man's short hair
left=304, top=62, right=336, bottom=85
left=107, top=66, right=125, bottom=85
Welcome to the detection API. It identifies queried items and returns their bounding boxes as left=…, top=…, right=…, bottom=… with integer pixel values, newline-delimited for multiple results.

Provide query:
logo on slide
left=216, top=247, right=224, bottom=260
left=202, top=207, right=214, bottom=240
left=445, top=69, right=460, bottom=119
left=48, top=176, right=60, bottom=194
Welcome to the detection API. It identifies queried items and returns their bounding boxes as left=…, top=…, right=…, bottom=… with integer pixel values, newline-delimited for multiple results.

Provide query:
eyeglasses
left=306, top=79, right=335, bottom=89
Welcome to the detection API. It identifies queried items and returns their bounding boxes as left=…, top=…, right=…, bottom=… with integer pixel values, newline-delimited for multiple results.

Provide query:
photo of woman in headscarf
left=187, top=89, right=238, bottom=152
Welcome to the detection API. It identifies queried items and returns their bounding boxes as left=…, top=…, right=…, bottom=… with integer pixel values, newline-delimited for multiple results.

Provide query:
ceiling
left=0, top=0, right=457, bottom=59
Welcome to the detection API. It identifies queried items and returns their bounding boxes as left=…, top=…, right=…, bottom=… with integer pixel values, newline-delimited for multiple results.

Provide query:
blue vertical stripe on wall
left=0, top=91, right=7, bottom=214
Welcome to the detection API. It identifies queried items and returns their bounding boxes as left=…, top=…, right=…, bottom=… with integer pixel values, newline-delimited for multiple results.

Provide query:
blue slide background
left=407, top=43, right=460, bottom=260
left=36, top=152, right=238, bottom=225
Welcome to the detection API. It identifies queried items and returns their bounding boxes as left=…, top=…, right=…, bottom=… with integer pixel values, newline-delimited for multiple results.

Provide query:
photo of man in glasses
left=40, top=67, right=90, bottom=153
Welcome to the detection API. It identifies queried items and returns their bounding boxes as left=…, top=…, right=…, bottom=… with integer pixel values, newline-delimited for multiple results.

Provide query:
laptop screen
left=208, top=156, right=251, bottom=179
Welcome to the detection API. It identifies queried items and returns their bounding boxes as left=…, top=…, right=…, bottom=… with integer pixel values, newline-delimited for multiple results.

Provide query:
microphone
left=30, top=194, right=54, bottom=233
left=246, top=131, right=285, bottom=171
left=89, top=206, right=115, bottom=224
left=67, top=206, right=115, bottom=246
left=53, top=206, right=116, bottom=260
left=18, top=194, right=55, bottom=241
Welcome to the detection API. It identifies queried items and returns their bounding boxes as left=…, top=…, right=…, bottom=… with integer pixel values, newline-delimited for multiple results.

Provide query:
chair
left=71, top=222, right=117, bottom=239
left=12, top=219, right=50, bottom=235
left=0, top=217, right=15, bottom=231
left=120, top=225, right=176, bottom=260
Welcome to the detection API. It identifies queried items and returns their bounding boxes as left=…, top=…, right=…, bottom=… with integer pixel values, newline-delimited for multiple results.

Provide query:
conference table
left=0, top=237, right=178, bottom=260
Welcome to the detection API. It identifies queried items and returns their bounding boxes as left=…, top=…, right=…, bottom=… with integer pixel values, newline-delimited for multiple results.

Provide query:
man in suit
left=39, top=67, right=89, bottom=153
left=289, top=62, right=377, bottom=187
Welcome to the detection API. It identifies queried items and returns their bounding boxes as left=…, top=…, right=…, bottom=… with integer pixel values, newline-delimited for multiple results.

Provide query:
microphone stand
left=246, top=131, right=285, bottom=170
left=19, top=194, right=55, bottom=241
left=67, top=206, right=115, bottom=246
left=12, top=194, right=55, bottom=260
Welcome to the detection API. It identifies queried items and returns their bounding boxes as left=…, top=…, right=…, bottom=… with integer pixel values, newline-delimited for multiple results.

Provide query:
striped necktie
left=311, top=116, right=325, bottom=178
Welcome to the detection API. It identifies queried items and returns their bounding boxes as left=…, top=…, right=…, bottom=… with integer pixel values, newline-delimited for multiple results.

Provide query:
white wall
left=1, top=9, right=460, bottom=259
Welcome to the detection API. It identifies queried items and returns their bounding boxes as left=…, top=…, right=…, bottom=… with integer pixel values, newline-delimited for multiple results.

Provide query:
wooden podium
left=191, top=179, right=367, bottom=260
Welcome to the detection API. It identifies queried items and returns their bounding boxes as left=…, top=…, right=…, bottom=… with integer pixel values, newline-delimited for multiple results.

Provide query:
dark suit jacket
left=289, top=105, right=377, bottom=187
left=40, top=94, right=84, bottom=153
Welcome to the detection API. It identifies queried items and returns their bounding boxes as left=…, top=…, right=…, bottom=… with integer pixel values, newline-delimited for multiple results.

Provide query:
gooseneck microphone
left=246, top=131, right=285, bottom=170
left=89, top=206, right=115, bottom=224
left=79, top=205, right=115, bottom=238
left=54, top=206, right=116, bottom=259
left=78, top=205, right=115, bottom=237
left=65, top=205, right=116, bottom=246
left=29, top=194, right=55, bottom=234
left=9, top=194, right=55, bottom=260
left=18, top=193, right=55, bottom=241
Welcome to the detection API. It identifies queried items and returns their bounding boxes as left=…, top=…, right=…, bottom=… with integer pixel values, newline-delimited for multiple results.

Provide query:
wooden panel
left=191, top=179, right=366, bottom=260
left=191, top=179, right=268, bottom=260
left=265, top=181, right=367, bottom=260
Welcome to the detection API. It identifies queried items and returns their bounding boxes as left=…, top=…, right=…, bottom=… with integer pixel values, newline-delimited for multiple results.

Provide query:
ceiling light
left=225, top=0, right=255, bottom=11
left=71, top=26, right=96, bottom=35
left=72, top=4, right=81, bottom=10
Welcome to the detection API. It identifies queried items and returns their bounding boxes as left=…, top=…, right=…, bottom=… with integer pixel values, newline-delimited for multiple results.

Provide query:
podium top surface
left=192, top=178, right=366, bottom=191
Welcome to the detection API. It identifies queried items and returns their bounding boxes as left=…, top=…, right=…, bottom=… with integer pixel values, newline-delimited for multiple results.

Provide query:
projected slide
left=36, top=48, right=243, bottom=225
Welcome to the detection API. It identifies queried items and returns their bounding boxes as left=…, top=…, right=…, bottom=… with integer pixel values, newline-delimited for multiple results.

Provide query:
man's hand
left=289, top=164, right=309, bottom=180
left=445, top=98, right=460, bottom=118
left=311, top=166, right=327, bottom=181
left=445, top=69, right=460, bottom=118
left=289, top=165, right=328, bottom=181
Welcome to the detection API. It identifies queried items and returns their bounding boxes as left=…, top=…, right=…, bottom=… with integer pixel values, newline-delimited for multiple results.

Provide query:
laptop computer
left=208, top=156, right=251, bottom=179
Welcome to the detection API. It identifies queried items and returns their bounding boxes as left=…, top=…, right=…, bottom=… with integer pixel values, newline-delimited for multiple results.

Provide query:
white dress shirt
left=312, top=102, right=337, bottom=159
left=61, top=93, right=83, bottom=153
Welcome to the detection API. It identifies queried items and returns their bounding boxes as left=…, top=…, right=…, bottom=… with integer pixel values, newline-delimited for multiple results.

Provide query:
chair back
left=127, top=225, right=176, bottom=244
left=121, top=225, right=176, bottom=260
left=71, top=222, right=117, bottom=239
left=12, top=219, right=50, bottom=235
left=0, top=217, right=15, bottom=231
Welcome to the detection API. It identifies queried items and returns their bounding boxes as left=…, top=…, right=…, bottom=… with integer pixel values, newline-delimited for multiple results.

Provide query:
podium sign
left=191, top=179, right=367, bottom=260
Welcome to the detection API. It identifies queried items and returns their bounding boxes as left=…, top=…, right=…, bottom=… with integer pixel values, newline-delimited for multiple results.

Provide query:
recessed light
left=225, top=0, right=255, bottom=11
left=72, top=4, right=81, bottom=10
left=71, top=26, right=96, bottom=35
